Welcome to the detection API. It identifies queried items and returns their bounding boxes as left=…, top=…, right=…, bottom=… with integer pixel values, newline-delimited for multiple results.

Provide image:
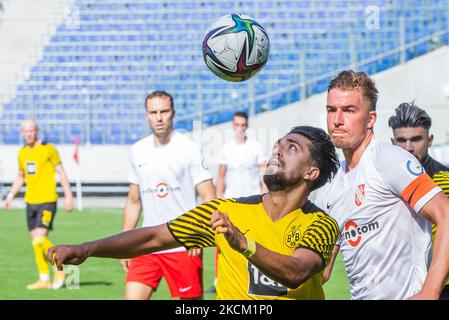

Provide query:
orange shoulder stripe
left=401, top=173, right=438, bottom=208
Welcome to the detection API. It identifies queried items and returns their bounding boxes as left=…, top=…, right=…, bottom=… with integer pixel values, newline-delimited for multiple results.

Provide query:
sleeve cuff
left=415, top=187, right=442, bottom=213
left=166, top=222, right=193, bottom=250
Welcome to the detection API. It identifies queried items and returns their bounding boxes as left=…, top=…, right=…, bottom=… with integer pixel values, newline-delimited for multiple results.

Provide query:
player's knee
left=124, top=291, right=151, bottom=300
left=124, top=282, right=153, bottom=300
left=30, top=228, right=49, bottom=239
left=31, top=235, right=46, bottom=246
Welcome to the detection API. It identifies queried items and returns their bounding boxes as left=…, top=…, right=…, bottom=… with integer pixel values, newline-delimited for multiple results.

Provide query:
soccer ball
left=202, top=14, right=270, bottom=82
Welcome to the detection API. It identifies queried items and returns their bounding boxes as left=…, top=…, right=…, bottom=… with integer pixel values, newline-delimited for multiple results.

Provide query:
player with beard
left=48, top=126, right=340, bottom=300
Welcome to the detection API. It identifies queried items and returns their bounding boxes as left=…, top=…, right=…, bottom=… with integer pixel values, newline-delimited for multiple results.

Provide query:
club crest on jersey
left=284, top=225, right=302, bottom=248
left=201, top=158, right=209, bottom=170
left=406, top=160, right=424, bottom=176
left=354, top=184, right=365, bottom=207
left=41, top=210, right=52, bottom=226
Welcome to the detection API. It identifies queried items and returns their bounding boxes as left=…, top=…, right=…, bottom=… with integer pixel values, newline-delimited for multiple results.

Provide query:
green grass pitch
left=0, top=208, right=350, bottom=300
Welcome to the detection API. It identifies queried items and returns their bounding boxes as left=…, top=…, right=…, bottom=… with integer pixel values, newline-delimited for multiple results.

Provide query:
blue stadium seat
left=2, top=0, right=447, bottom=144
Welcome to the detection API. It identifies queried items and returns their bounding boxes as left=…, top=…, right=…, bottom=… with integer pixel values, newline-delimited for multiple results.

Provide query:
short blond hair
left=328, top=70, right=379, bottom=111
left=20, top=119, right=38, bottom=131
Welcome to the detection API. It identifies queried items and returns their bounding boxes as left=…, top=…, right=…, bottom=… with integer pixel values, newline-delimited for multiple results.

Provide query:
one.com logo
left=141, top=182, right=181, bottom=198
left=342, top=220, right=380, bottom=247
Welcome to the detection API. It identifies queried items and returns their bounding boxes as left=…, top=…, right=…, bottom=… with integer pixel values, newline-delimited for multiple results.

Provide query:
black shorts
left=440, top=284, right=449, bottom=300
left=26, top=202, right=57, bottom=231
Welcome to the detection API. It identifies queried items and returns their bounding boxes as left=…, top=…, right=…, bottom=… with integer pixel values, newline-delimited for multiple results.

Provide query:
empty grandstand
left=1, top=0, right=448, bottom=145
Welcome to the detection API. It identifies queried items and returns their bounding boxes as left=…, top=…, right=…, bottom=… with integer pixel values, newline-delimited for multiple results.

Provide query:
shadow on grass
left=76, top=281, right=114, bottom=287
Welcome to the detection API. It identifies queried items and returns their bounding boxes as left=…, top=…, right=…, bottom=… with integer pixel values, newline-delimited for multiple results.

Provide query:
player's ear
left=304, top=166, right=320, bottom=184
left=367, top=111, right=377, bottom=130
left=428, top=133, right=434, bottom=147
left=390, top=137, right=395, bottom=145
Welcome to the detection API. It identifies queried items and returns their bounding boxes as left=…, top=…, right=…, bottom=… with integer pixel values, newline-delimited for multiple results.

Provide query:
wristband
left=6, top=192, right=14, bottom=200
left=241, top=237, right=256, bottom=258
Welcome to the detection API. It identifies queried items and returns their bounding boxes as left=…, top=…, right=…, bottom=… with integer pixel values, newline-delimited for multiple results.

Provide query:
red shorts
left=126, top=251, right=203, bottom=298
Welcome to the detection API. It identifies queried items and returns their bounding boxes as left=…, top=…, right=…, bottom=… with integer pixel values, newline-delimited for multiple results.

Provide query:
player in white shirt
left=210, top=111, right=267, bottom=293
left=216, top=111, right=267, bottom=198
left=316, top=70, right=449, bottom=300
left=121, top=91, right=216, bottom=300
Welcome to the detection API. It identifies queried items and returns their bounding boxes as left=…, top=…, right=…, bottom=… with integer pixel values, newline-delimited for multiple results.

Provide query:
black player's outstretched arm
left=48, top=224, right=181, bottom=270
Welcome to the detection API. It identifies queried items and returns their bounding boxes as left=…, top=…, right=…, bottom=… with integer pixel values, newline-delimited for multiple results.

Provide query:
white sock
left=39, top=274, right=50, bottom=281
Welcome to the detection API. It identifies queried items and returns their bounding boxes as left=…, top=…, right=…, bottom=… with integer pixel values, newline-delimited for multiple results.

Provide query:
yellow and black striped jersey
left=423, top=156, right=449, bottom=287
left=18, top=141, right=61, bottom=204
left=423, top=156, right=449, bottom=236
left=431, top=171, right=449, bottom=198
left=167, top=194, right=339, bottom=300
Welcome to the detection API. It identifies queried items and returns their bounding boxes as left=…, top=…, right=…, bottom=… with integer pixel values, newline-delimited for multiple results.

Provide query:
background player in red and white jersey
left=316, top=70, right=449, bottom=300
left=388, top=102, right=449, bottom=300
left=121, top=91, right=216, bottom=300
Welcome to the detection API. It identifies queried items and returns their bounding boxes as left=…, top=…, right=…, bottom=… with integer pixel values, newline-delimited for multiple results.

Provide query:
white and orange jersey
left=315, top=137, right=442, bottom=300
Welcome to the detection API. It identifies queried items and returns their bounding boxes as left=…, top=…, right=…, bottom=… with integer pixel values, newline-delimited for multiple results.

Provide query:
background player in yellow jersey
left=388, top=102, right=449, bottom=300
left=3, top=119, right=74, bottom=290
left=48, top=126, right=340, bottom=300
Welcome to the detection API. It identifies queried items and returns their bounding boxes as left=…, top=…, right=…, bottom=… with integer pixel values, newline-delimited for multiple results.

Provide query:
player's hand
left=3, top=199, right=12, bottom=210
left=187, top=248, right=202, bottom=257
left=210, top=210, right=246, bottom=252
left=65, top=195, right=74, bottom=213
left=48, top=244, right=89, bottom=270
left=120, top=259, right=131, bottom=272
